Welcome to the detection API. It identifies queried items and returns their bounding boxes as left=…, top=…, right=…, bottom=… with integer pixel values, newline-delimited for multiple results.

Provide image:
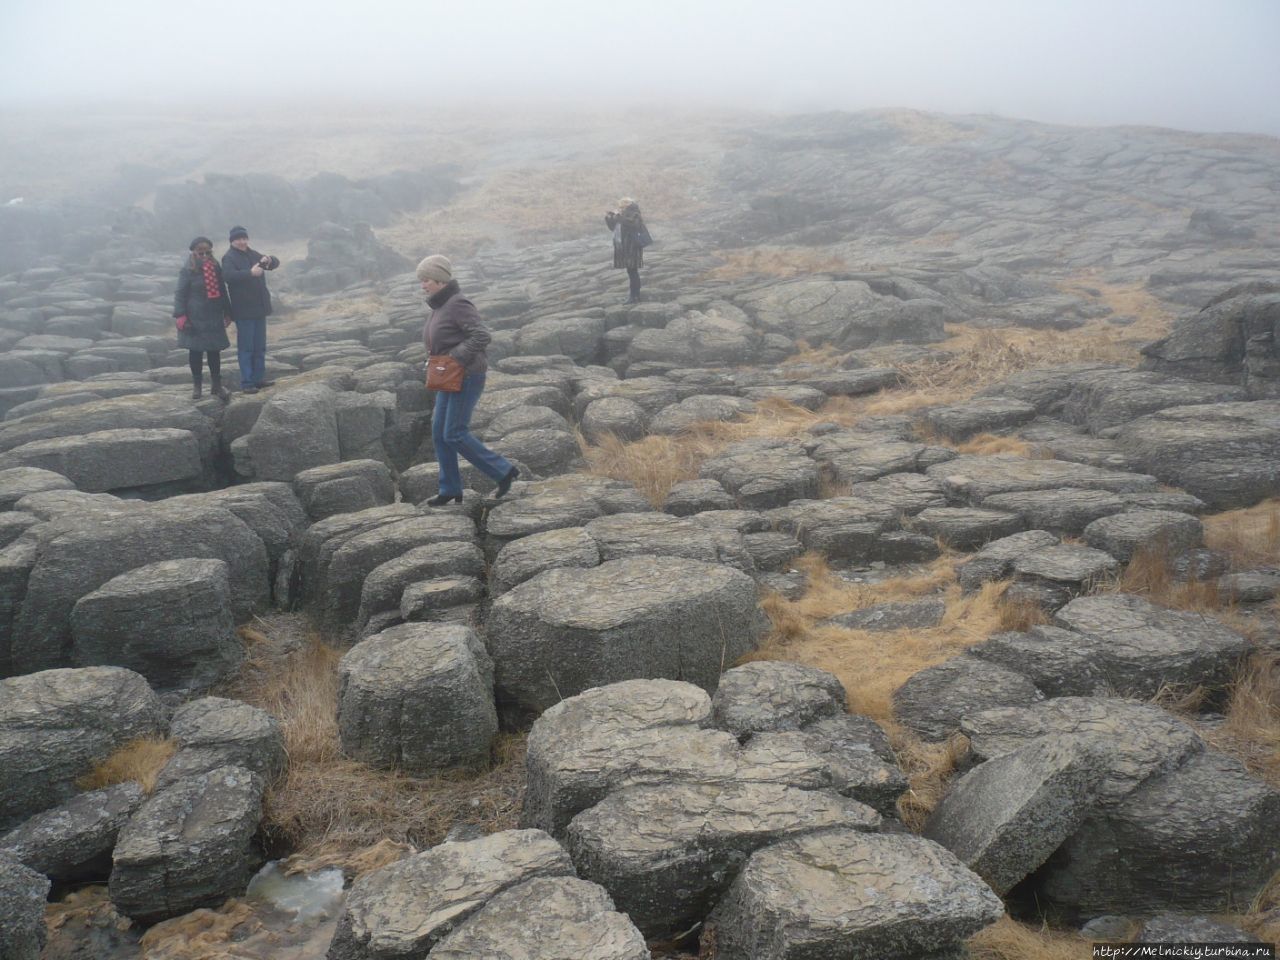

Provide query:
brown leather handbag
left=426, top=354, right=465, bottom=392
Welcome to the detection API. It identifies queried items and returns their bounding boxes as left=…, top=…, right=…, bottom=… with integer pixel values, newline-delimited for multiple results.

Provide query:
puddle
left=245, top=861, right=346, bottom=921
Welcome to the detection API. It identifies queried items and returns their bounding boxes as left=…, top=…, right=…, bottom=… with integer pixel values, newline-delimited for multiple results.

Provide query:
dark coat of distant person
left=221, top=245, right=280, bottom=321
left=605, top=202, right=646, bottom=270
left=172, top=255, right=231, bottom=352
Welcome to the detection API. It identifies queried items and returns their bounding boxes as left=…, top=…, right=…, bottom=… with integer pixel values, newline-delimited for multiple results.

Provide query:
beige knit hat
left=416, top=254, right=453, bottom=283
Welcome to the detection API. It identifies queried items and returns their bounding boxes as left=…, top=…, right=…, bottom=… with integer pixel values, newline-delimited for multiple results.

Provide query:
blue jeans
left=432, top=373, right=513, bottom=496
left=234, top=316, right=267, bottom=387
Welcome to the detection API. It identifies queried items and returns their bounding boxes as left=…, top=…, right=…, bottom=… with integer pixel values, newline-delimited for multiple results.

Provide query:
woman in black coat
left=605, top=198, right=650, bottom=303
left=173, top=236, right=232, bottom=400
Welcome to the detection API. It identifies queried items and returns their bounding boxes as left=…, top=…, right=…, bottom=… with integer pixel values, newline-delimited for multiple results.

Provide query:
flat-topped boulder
left=926, top=454, right=1158, bottom=504
left=736, top=279, right=947, bottom=348
left=910, top=506, right=1024, bottom=549
left=0, top=782, right=144, bottom=883
left=486, top=556, right=765, bottom=725
left=1082, top=508, right=1203, bottom=561
left=157, top=696, right=285, bottom=788
left=566, top=781, right=880, bottom=938
left=1060, top=369, right=1249, bottom=432
left=429, top=876, right=650, bottom=960
left=769, top=497, right=898, bottom=562
left=922, top=396, right=1037, bottom=440
left=711, top=661, right=848, bottom=739
left=327, top=829, right=574, bottom=960
left=649, top=394, right=756, bottom=435
left=293, top=459, right=395, bottom=521
left=700, top=437, right=821, bottom=509
left=0, top=466, right=73, bottom=510
left=0, top=666, right=164, bottom=831
left=628, top=306, right=763, bottom=367
left=809, top=437, right=956, bottom=485
left=355, top=540, right=486, bottom=628
left=0, top=854, right=49, bottom=960
left=956, top=529, right=1061, bottom=590
left=1051, top=594, right=1249, bottom=701
left=484, top=476, right=650, bottom=548
left=980, top=487, right=1127, bottom=535
left=706, top=830, right=1003, bottom=960
left=1114, top=400, right=1280, bottom=509
left=0, top=427, right=205, bottom=494
left=489, top=526, right=603, bottom=596
left=893, top=655, right=1044, bottom=742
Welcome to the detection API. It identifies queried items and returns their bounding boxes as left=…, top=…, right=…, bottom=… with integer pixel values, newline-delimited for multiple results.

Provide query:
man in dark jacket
left=222, top=225, right=279, bottom=394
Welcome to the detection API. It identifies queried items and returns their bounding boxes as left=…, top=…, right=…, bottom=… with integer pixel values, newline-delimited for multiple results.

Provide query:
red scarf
left=202, top=258, right=221, bottom=299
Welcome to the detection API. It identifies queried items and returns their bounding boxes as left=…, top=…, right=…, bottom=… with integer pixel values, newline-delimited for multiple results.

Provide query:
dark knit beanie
left=189, top=236, right=213, bottom=251
left=229, top=226, right=249, bottom=242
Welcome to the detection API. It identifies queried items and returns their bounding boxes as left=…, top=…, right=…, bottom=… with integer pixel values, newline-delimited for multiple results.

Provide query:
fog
left=2, top=0, right=1279, bottom=135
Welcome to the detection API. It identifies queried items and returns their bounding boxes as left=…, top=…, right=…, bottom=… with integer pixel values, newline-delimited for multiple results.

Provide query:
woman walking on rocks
left=173, top=236, right=232, bottom=401
left=605, top=198, right=651, bottom=304
left=418, top=254, right=519, bottom=506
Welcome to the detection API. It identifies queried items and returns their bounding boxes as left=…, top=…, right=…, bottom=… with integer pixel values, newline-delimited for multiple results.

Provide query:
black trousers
left=627, top=267, right=641, bottom=299
left=188, top=350, right=221, bottom=379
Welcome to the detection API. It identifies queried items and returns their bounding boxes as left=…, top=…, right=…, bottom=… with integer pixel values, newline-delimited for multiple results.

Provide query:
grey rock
left=1079, top=915, right=1133, bottom=941
left=337, top=622, right=496, bottom=772
left=956, top=529, right=1061, bottom=590
left=736, top=279, right=946, bottom=349
left=1138, top=913, right=1258, bottom=944
left=566, top=781, right=880, bottom=938
left=1218, top=570, right=1280, bottom=603
left=1039, top=751, right=1280, bottom=915
left=0, top=782, right=144, bottom=882
left=798, top=714, right=909, bottom=815
left=400, top=577, right=485, bottom=620
left=327, top=829, right=574, bottom=960
left=0, top=853, right=49, bottom=960
left=109, top=764, right=264, bottom=923
left=924, top=733, right=1108, bottom=893
left=1083, top=509, right=1204, bottom=562
left=1052, top=594, right=1249, bottom=702
left=1061, top=370, right=1249, bottom=433
left=700, top=437, right=821, bottom=508
left=981, top=488, right=1127, bottom=535
left=707, top=830, right=1003, bottom=960
left=960, top=697, right=1205, bottom=807
left=157, top=697, right=284, bottom=788
left=742, top=531, right=804, bottom=572
left=355, top=540, right=486, bottom=628
left=825, top=597, right=947, bottom=632
left=430, top=876, right=650, bottom=960
left=769, top=497, right=897, bottom=563
left=70, top=558, right=241, bottom=693
left=1012, top=542, right=1121, bottom=589
left=521, top=679, right=714, bottom=836
left=968, top=626, right=1105, bottom=697
left=492, top=427, right=580, bottom=476
left=628, top=307, right=762, bottom=366
left=490, top=526, right=602, bottom=596
left=662, top=478, right=735, bottom=516
left=293, top=459, right=395, bottom=521
left=579, top=396, right=648, bottom=443
left=486, top=556, right=765, bottom=725
left=910, top=506, right=1025, bottom=549
left=243, top=384, right=341, bottom=481
left=0, top=427, right=204, bottom=493
left=0, top=466, right=74, bottom=510
left=922, top=397, right=1037, bottom=441
left=484, top=476, right=649, bottom=547
left=711, top=661, right=848, bottom=739
left=928, top=454, right=1158, bottom=504
left=583, top=512, right=747, bottom=569
left=0, top=666, right=164, bottom=831
left=649, top=394, right=755, bottom=435
left=893, top=655, right=1044, bottom=743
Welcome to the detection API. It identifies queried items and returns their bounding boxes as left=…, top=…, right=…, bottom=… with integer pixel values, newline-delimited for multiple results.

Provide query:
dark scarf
left=427, top=278, right=460, bottom=310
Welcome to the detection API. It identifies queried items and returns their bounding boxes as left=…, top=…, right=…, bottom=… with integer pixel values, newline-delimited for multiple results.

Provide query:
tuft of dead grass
left=1204, top=499, right=1280, bottom=571
left=1201, top=654, right=1280, bottom=789
left=967, top=916, right=1092, bottom=960
left=1113, top=545, right=1225, bottom=615
left=951, top=433, right=1037, bottom=458
left=893, top=731, right=970, bottom=831
left=224, top=617, right=527, bottom=866
left=76, top=737, right=177, bottom=795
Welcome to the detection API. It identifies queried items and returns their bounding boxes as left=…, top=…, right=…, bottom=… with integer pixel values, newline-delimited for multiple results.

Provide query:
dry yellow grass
left=1201, top=654, right=1280, bottom=789
left=225, top=617, right=526, bottom=866
left=1204, top=499, right=1280, bottom=570
left=967, top=916, right=1093, bottom=960
left=951, top=433, right=1037, bottom=457
left=76, top=737, right=177, bottom=795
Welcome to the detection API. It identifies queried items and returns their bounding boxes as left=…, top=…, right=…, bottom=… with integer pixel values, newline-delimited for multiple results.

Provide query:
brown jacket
left=423, top=280, right=490, bottom=375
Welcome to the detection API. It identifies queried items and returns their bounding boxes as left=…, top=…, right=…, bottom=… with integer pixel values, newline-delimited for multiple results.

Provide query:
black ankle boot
left=494, top=467, right=519, bottom=499
left=425, top=493, right=463, bottom=507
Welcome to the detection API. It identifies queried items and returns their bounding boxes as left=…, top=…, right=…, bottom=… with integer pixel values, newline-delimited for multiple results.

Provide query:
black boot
left=191, top=375, right=202, bottom=400
left=494, top=467, right=519, bottom=499
left=210, top=373, right=229, bottom=402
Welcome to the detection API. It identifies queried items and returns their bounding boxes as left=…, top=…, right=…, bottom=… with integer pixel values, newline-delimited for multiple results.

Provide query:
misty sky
left=2, top=0, right=1278, bottom=136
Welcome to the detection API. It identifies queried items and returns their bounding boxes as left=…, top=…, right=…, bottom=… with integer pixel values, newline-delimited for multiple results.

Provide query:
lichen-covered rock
left=109, top=764, right=264, bottom=923
left=927, top=454, right=1158, bottom=504
left=293, top=459, right=395, bottom=521
left=0, top=666, right=164, bottom=831
left=490, top=527, right=602, bottom=596
left=711, top=661, right=848, bottom=740
left=355, top=540, right=486, bottom=627
left=910, top=506, right=1026, bottom=549
left=0, top=782, right=143, bottom=882
left=70, top=558, right=241, bottom=693
left=921, top=397, right=1037, bottom=441
left=663, top=478, right=736, bottom=516
left=967, top=626, right=1105, bottom=698
left=824, top=598, right=946, bottom=632
left=430, top=876, right=650, bottom=960
left=566, top=781, right=880, bottom=938
left=327, top=829, right=575, bottom=960
left=0, top=853, right=49, bottom=960
left=893, top=655, right=1043, bottom=743
left=156, top=696, right=285, bottom=788
left=337, top=622, right=496, bottom=772
left=924, top=733, right=1108, bottom=893
left=486, top=556, right=765, bottom=725
left=956, top=529, right=1061, bottom=590
left=1082, top=509, right=1204, bottom=562
left=700, top=438, right=821, bottom=509
left=1138, top=913, right=1259, bottom=944
left=706, top=830, right=1003, bottom=960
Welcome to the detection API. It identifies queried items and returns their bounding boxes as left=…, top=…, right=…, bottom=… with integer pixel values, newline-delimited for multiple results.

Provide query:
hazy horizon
left=3, top=0, right=1278, bottom=138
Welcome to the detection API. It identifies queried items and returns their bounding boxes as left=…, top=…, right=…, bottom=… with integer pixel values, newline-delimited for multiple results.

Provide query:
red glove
left=175, top=315, right=188, bottom=331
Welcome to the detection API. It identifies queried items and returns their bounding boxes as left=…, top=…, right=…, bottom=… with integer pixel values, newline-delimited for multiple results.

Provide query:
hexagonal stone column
left=486, top=555, right=766, bottom=726
left=337, top=622, right=497, bottom=773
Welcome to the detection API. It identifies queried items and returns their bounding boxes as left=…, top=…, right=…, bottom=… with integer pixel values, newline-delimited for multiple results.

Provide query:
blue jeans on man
left=432, top=373, right=514, bottom=495
left=234, top=316, right=267, bottom=388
